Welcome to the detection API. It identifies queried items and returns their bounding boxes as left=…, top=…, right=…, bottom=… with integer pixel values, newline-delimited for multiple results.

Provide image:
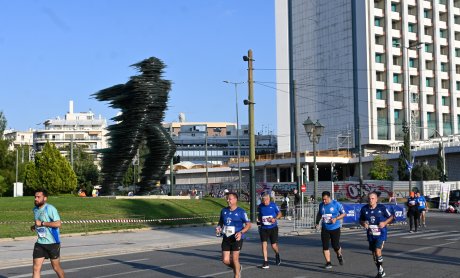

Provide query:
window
left=441, top=63, right=448, bottom=72
left=427, top=112, right=434, bottom=122
left=393, top=56, right=401, bottom=66
left=439, top=0, right=447, bottom=5
left=442, top=96, right=448, bottom=106
left=457, top=65, right=460, bottom=74
left=426, top=78, right=433, bottom=87
left=457, top=81, right=460, bottom=90
left=392, top=38, right=400, bottom=47
left=376, top=71, right=385, bottom=81
left=375, top=17, right=382, bottom=27
left=376, top=89, right=384, bottom=100
left=427, top=95, right=435, bottom=105
left=442, top=79, right=449, bottom=89
left=393, top=74, right=400, bottom=83
left=391, top=2, right=398, bottom=12
left=424, top=9, right=431, bottom=19
left=392, top=20, right=401, bottom=30
left=426, top=60, right=434, bottom=70
left=394, top=110, right=400, bottom=120
left=456, top=48, right=460, bottom=57
left=375, top=53, right=383, bottom=63
left=409, top=58, right=415, bottom=68
left=408, top=23, right=416, bottom=33
left=425, top=44, right=433, bottom=53
left=440, top=29, right=447, bottom=39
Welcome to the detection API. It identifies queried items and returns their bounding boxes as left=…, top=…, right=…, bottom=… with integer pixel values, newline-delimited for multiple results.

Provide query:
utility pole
left=170, top=156, right=174, bottom=195
left=293, top=80, right=301, bottom=193
left=244, top=49, right=256, bottom=222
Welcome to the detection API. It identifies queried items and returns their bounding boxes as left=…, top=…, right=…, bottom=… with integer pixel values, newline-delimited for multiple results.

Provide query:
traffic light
left=332, top=169, right=339, bottom=182
left=440, top=173, right=448, bottom=183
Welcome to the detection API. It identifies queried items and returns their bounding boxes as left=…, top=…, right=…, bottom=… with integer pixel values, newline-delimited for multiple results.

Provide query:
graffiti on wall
left=334, top=183, right=393, bottom=200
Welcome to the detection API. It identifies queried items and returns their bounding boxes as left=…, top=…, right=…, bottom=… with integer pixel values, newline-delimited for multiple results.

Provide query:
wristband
left=40, top=221, right=44, bottom=227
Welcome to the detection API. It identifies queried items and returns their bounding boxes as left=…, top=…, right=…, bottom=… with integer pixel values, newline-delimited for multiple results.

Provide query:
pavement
left=0, top=219, right=318, bottom=270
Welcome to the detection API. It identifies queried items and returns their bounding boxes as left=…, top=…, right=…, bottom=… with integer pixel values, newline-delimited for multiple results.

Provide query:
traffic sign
left=301, top=184, right=306, bottom=193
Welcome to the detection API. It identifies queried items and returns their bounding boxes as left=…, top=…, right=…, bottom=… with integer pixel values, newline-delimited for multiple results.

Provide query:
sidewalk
left=0, top=220, right=314, bottom=270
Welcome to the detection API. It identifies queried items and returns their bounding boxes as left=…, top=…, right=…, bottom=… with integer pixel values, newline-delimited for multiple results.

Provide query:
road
left=1, top=213, right=458, bottom=278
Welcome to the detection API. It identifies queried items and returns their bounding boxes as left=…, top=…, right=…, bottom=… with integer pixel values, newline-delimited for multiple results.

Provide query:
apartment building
left=276, top=0, right=460, bottom=154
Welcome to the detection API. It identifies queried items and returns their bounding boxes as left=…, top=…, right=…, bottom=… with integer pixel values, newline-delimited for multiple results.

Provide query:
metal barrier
left=292, top=203, right=318, bottom=232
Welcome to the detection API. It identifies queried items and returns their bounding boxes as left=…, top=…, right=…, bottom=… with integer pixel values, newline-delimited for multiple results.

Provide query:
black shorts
left=221, top=236, right=243, bottom=252
left=33, top=243, right=61, bottom=260
left=321, top=228, right=341, bottom=251
left=259, top=226, right=279, bottom=243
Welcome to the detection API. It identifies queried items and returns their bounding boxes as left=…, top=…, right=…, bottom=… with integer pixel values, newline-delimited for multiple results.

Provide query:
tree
left=24, top=142, right=77, bottom=195
left=369, top=155, right=393, bottom=180
left=0, top=111, right=6, bottom=136
left=412, top=163, right=439, bottom=181
left=398, top=126, right=410, bottom=181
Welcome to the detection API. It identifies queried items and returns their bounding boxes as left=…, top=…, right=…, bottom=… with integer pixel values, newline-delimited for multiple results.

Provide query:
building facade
left=33, top=100, right=108, bottom=153
left=276, top=0, right=460, bottom=154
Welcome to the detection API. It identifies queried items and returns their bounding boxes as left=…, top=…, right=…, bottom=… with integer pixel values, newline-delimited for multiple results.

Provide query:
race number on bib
left=322, top=214, right=333, bottom=224
left=36, top=227, right=47, bottom=238
left=262, top=216, right=273, bottom=225
left=369, top=225, right=381, bottom=236
left=223, top=225, right=235, bottom=237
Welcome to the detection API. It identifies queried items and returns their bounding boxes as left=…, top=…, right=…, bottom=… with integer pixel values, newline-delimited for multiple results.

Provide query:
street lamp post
left=303, top=117, right=324, bottom=203
left=397, top=41, right=423, bottom=194
left=223, top=80, right=245, bottom=196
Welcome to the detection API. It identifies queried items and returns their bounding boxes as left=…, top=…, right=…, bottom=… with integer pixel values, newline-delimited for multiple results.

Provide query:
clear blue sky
left=0, top=0, right=277, bottom=134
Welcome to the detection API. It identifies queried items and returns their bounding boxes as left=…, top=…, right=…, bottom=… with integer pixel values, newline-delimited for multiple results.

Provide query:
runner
left=30, top=189, right=65, bottom=278
left=315, top=191, right=346, bottom=269
left=359, top=192, right=394, bottom=278
left=416, top=192, right=428, bottom=227
left=406, top=191, right=420, bottom=233
left=257, top=192, right=282, bottom=269
left=216, top=192, right=251, bottom=278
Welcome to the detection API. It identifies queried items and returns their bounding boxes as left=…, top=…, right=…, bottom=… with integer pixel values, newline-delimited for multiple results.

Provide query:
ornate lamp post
left=303, top=117, right=324, bottom=203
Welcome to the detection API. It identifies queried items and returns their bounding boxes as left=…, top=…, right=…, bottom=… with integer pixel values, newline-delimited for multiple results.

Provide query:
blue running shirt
left=257, top=202, right=280, bottom=229
left=219, top=207, right=250, bottom=238
left=359, top=204, right=392, bottom=241
left=33, top=204, right=61, bottom=244
left=417, top=196, right=427, bottom=210
left=319, top=200, right=346, bottom=230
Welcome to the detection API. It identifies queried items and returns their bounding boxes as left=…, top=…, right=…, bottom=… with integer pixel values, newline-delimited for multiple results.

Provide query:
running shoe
left=261, top=261, right=269, bottom=269
left=338, top=255, right=344, bottom=265
left=240, top=264, right=243, bottom=277
left=324, top=262, right=332, bottom=269
left=409, top=230, right=414, bottom=233
left=275, top=253, right=281, bottom=266
left=375, top=271, right=386, bottom=278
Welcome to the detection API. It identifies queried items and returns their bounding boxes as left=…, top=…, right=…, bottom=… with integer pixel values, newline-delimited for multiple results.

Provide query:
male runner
left=257, top=192, right=282, bottom=269
left=315, top=191, right=346, bottom=269
left=216, top=192, right=251, bottom=278
left=360, top=192, right=394, bottom=278
left=31, top=189, right=65, bottom=278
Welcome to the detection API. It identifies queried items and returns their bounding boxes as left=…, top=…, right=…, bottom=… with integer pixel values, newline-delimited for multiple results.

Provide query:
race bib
left=369, top=224, right=381, bottom=236
left=223, top=225, right=235, bottom=237
left=419, top=201, right=425, bottom=207
left=262, top=216, right=273, bottom=226
left=409, top=200, right=415, bottom=205
left=322, top=214, right=333, bottom=224
left=36, top=227, right=47, bottom=238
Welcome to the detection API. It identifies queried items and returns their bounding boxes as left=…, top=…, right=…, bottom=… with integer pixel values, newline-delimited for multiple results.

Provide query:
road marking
left=424, top=232, right=459, bottom=240
left=393, top=241, right=453, bottom=257
left=199, top=265, right=257, bottom=277
left=8, top=259, right=149, bottom=278
left=399, top=231, right=450, bottom=239
left=93, top=263, right=185, bottom=278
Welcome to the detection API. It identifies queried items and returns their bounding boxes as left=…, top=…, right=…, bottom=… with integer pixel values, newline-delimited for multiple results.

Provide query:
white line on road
left=93, top=263, right=185, bottom=278
left=399, top=231, right=451, bottom=239
left=199, top=265, right=257, bottom=277
left=8, top=258, right=149, bottom=278
left=424, top=232, right=459, bottom=240
left=392, top=242, right=453, bottom=257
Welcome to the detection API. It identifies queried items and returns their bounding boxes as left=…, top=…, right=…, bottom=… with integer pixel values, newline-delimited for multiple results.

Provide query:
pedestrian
left=293, top=188, right=301, bottom=219
left=359, top=191, right=394, bottom=278
left=216, top=192, right=251, bottom=278
left=30, top=189, right=65, bottom=278
left=280, top=193, right=290, bottom=219
left=406, top=191, right=420, bottom=233
left=257, top=192, right=282, bottom=269
left=315, top=191, right=346, bottom=269
left=270, top=189, right=276, bottom=202
left=416, top=192, right=428, bottom=228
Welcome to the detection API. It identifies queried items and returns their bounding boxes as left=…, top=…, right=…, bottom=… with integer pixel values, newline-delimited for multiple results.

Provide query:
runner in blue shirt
left=315, top=191, right=346, bottom=269
left=359, top=192, right=394, bottom=278
left=257, top=192, right=282, bottom=269
left=216, top=192, right=251, bottom=278
left=416, top=192, right=428, bottom=227
left=30, top=189, right=65, bottom=278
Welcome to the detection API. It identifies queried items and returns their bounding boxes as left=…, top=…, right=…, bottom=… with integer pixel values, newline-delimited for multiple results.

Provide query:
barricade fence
left=292, top=203, right=407, bottom=232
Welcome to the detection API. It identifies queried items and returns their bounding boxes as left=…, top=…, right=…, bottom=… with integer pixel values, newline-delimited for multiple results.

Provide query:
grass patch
left=0, top=196, right=249, bottom=238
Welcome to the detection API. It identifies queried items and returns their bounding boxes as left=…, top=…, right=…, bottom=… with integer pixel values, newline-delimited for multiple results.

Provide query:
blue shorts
left=368, top=238, right=385, bottom=251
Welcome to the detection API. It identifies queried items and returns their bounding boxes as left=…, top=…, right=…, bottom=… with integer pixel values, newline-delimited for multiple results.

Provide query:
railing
left=228, top=150, right=352, bottom=164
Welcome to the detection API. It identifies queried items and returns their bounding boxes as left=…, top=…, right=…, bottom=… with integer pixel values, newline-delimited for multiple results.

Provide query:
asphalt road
left=1, top=213, right=458, bottom=278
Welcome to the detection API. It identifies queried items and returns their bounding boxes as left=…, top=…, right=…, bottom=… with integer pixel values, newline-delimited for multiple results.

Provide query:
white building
left=3, top=129, right=34, bottom=150
left=276, top=0, right=460, bottom=154
left=34, top=100, right=108, bottom=152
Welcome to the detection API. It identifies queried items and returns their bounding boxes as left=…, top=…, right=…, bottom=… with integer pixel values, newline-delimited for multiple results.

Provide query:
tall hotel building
left=276, top=0, right=460, bottom=154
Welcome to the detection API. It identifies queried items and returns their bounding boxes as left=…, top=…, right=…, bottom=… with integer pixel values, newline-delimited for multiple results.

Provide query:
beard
left=34, top=200, right=45, bottom=207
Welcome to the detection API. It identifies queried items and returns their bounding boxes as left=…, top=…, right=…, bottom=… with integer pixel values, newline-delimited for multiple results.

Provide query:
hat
left=409, top=192, right=415, bottom=197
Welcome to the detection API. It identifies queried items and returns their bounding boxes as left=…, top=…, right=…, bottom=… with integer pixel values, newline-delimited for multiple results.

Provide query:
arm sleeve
left=359, top=207, right=366, bottom=222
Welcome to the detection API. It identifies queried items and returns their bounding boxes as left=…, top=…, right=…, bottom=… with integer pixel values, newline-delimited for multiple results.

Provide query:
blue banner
left=341, top=203, right=406, bottom=225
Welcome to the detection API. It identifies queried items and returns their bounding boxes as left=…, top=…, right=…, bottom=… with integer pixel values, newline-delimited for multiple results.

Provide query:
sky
left=0, top=0, right=277, bottom=134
